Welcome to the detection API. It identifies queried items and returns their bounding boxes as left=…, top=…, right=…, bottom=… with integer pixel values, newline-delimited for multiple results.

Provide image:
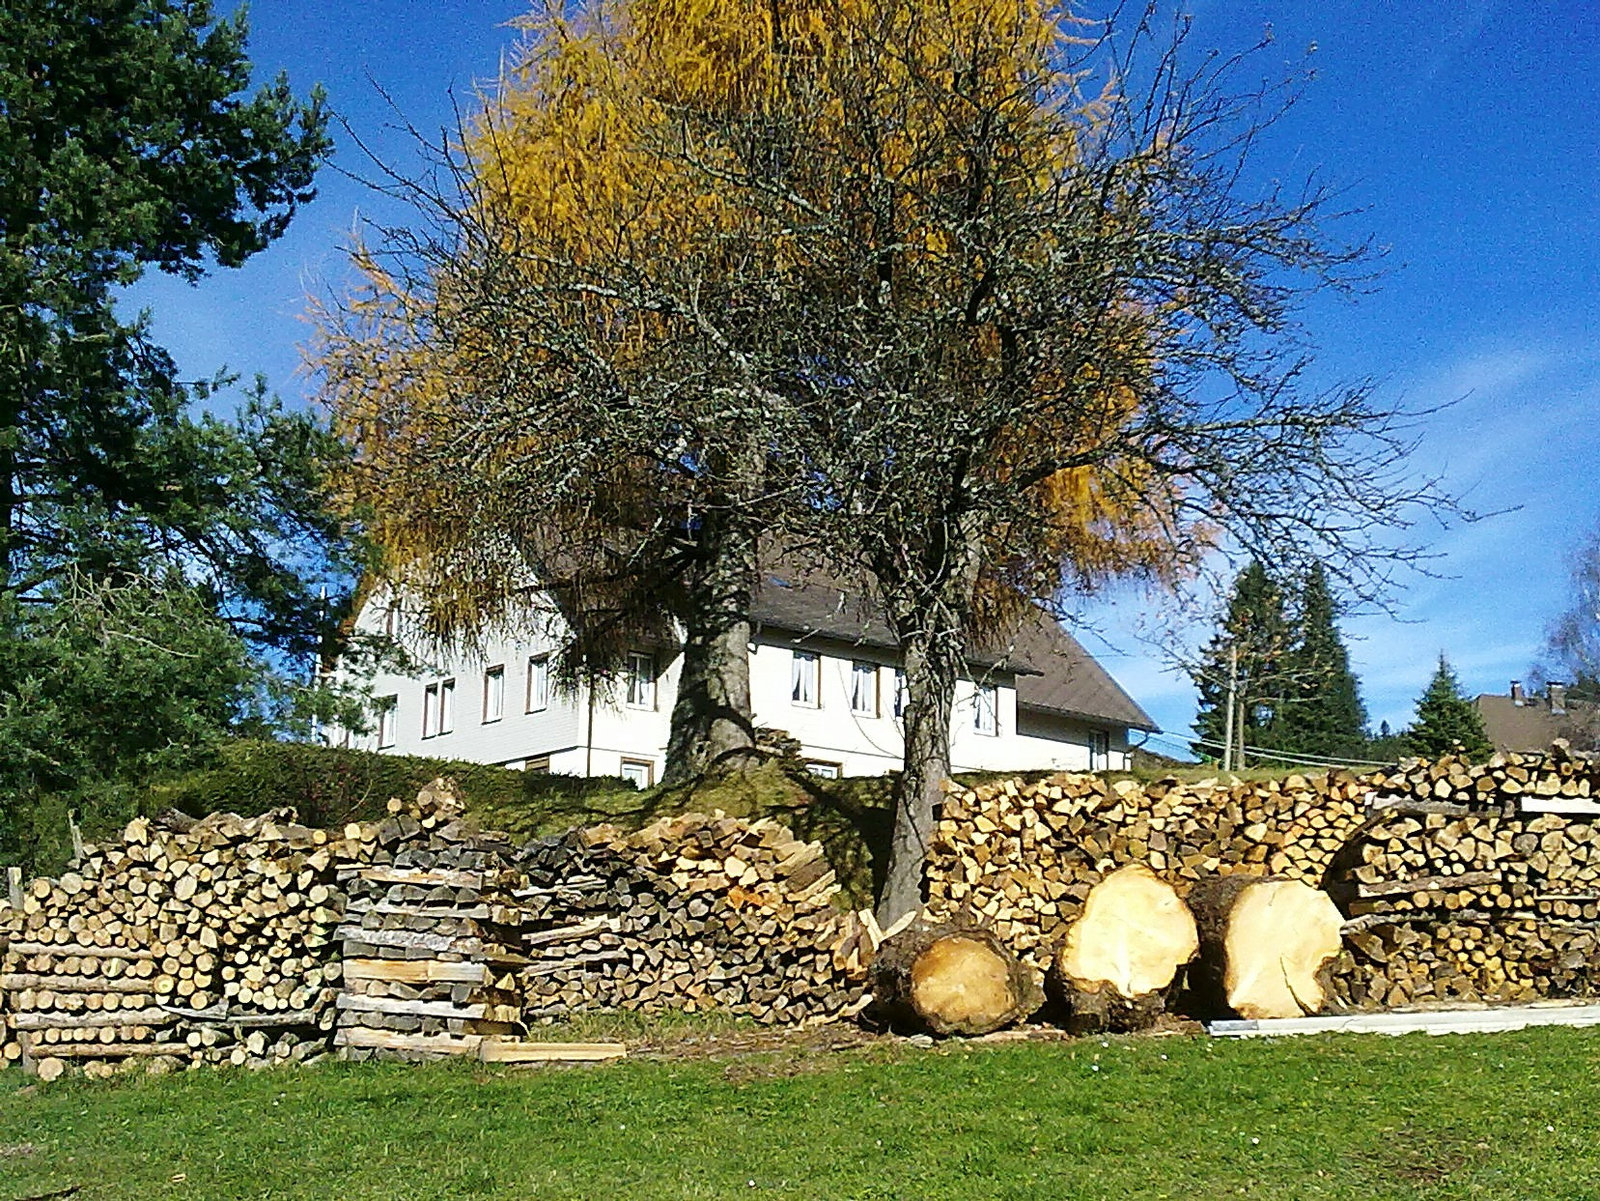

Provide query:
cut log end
left=1191, top=876, right=1344, bottom=1020
left=871, top=921, right=1041, bottom=1036
left=1049, top=865, right=1198, bottom=1032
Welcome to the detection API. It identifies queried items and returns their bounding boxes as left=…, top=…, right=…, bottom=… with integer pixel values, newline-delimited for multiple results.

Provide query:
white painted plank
left=1209, top=1002, right=1600, bottom=1038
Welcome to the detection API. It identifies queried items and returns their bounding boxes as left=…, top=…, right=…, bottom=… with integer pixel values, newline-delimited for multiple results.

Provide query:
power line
left=1149, top=731, right=1395, bottom=770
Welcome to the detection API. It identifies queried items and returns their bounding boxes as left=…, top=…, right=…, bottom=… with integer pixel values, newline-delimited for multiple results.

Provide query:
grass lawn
left=3, top=1026, right=1600, bottom=1200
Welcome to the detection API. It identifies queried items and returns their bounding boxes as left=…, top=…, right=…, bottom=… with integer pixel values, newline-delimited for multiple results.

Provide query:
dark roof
left=751, top=565, right=1158, bottom=733
left=1475, top=693, right=1599, bottom=753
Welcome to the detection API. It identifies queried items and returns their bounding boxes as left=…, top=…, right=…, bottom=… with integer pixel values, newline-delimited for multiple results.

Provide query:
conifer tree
left=1191, top=563, right=1292, bottom=763
left=1405, top=654, right=1492, bottom=760
left=1275, top=563, right=1368, bottom=759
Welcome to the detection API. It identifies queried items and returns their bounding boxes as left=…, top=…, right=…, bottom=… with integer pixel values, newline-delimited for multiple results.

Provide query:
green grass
left=5, top=1028, right=1600, bottom=1199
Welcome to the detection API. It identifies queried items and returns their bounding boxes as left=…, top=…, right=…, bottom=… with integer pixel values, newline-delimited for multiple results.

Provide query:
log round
left=1188, top=875, right=1344, bottom=1020
left=870, top=920, right=1042, bottom=1036
left=1047, top=865, right=1198, bottom=1032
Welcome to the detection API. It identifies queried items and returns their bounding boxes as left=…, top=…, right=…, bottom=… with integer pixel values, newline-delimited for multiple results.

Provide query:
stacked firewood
left=515, top=812, right=860, bottom=1023
left=1331, top=800, right=1600, bottom=1008
left=0, top=808, right=360, bottom=1081
left=926, top=772, right=1369, bottom=973
left=1362, top=747, right=1597, bottom=811
left=333, top=798, right=529, bottom=1061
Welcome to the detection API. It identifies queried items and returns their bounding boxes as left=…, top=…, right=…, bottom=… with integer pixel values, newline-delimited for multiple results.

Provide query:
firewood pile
left=333, top=793, right=530, bottom=1061
left=0, top=807, right=357, bottom=1082
left=514, top=812, right=861, bottom=1024
left=1330, top=749, right=1600, bottom=1008
left=926, top=772, right=1368, bottom=974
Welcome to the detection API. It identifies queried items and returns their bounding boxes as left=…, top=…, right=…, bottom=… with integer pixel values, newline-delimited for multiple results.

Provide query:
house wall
left=332, top=592, right=1135, bottom=778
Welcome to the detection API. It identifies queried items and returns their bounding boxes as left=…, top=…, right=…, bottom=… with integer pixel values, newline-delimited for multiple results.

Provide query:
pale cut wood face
left=1059, top=864, right=1198, bottom=998
left=1223, top=880, right=1343, bottom=1020
left=911, top=936, right=1015, bottom=1026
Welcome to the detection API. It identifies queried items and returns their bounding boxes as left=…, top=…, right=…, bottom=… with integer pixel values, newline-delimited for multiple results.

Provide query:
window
left=526, top=755, right=551, bottom=774
left=483, top=665, right=504, bottom=723
left=438, top=678, right=456, bottom=734
left=974, top=682, right=998, bottom=736
left=620, top=758, right=654, bottom=789
left=527, top=654, right=550, bottom=712
left=1090, top=729, right=1111, bottom=771
left=422, top=683, right=438, bottom=737
left=893, top=668, right=908, bottom=718
left=805, top=761, right=841, bottom=780
left=850, top=661, right=879, bottom=717
left=376, top=697, right=397, bottom=749
left=625, top=652, right=656, bottom=710
left=791, top=650, right=819, bottom=707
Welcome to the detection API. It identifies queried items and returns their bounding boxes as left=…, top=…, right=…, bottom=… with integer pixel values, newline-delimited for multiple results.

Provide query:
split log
left=1189, top=876, right=1344, bottom=1019
left=869, top=920, right=1041, bottom=1036
left=1046, top=865, right=1198, bottom=1033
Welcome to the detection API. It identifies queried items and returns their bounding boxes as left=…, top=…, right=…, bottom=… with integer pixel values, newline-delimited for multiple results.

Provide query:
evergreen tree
left=1405, top=654, right=1492, bottom=760
left=1274, top=563, right=1368, bottom=759
left=1191, top=562, right=1293, bottom=762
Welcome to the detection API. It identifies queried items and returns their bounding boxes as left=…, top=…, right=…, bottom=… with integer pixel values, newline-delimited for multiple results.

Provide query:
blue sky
left=126, top=1, right=1600, bottom=753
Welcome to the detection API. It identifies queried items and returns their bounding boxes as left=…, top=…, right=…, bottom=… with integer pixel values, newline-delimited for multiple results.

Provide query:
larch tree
left=322, top=0, right=1453, bottom=920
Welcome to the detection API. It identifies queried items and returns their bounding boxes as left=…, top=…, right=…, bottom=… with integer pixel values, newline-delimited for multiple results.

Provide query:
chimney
left=1550, top=682, right=1568, bottom=716
left=1511, top=680, right=1525, bottom=706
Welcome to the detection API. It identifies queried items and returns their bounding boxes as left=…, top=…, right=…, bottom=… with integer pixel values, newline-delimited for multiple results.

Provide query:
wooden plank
left=334, top=1027, right=483, bottom=1055
left=342, top=958, right=488, bottom=986
left=524, top=918, right=613, bottom=947
left=34, top=1042, right=189, bottom=1059
left=344, top=900, right=492, bottom=920
left=1357, top=870, right=1500, bottom=899
left=1520, top=797, right=1600, bottom=816
left=342, top=866, right=484, bottom=888
left=1209, top=1002, right=1600, bottom=1039
left=335, top=994, right=488, bottom=1021
left=11, top=1007, right=176, bottom=1031
left=1, top=974, right=152, bottom=993
left=335, top=926, right=484, bottom=954
left=478, top=1039, right=626, bottom=1063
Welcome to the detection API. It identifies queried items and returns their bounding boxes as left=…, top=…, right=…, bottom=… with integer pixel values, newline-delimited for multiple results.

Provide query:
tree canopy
left=1406, top=653, right=1492, bottom=760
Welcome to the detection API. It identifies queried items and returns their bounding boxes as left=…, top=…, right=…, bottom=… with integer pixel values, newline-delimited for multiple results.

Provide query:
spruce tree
left=1191, top=562, right=1292, bottom=762
left=1405, top=654, right=1492, bottom=760
left=1275, top=563, right=1368, bottom=759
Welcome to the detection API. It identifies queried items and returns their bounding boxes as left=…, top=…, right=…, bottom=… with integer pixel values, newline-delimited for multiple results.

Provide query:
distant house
left=1475, top=681, right=1598, bottom=753
left=327, top=563, right=1157, bottom=784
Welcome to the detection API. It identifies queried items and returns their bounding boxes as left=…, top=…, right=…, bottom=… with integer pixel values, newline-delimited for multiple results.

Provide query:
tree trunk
left=661, top=518, right=759, bottom=784
left=1046, top=865, right=1198, bottom=1033
left=1187, top=875, right=1344, bottom=1020
left=869, top=917, right=1042, bottom=1035
left=877, top=630, right=960, bottom=924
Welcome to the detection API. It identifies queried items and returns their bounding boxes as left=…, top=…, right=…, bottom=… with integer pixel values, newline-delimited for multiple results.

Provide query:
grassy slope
left=4, top=1028, right=1600, bottom=1199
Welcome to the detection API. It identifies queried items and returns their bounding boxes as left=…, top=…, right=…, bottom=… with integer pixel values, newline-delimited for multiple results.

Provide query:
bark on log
left=1188, top=876, right=1344, bottom=1020
left=869, top=919, right=1041, bottom=1036
left=1046, top=865, right=1198, bottom=1033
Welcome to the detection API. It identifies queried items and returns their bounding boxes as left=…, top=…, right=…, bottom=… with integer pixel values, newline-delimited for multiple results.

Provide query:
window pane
left=377, top=696, right=397, bottom=748
left=974, top=683, right=997, bottom=735
left=484, top=666, right=504, bottom=722
left=893, top=669, right=907, bottom=718
left=423, top=683, right=438, bottom=738
left=439, top=679, right=455, bottom=734
left=792, top=651, right=818, bottom=706
left=626, top=653, right=655, bottom=708
left=851, top=661, right=877, bottom=715
left=527, top=655, right=549, bottom=711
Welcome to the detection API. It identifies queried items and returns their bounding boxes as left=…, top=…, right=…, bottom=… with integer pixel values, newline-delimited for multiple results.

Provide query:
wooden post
left=6, top=866, right=20, bottom=911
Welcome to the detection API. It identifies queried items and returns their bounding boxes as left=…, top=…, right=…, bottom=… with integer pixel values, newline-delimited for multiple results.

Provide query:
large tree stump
left=1188, top=875, right=1344, bottom=1020
left=869, top=919, right=1042, bottom=1036
left=1046, top=865, right=1198, bottom=1033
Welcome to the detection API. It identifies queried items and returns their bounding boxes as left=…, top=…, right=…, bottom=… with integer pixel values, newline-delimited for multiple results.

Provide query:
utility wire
left=1148, top=731, right=1396, bottom=770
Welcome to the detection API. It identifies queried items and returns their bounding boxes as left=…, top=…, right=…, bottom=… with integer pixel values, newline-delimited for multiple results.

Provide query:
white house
left=329, top=563, right=1156, bottom=785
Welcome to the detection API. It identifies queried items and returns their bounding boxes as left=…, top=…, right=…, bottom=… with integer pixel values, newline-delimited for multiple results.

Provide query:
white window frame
left=483, top=665, right=504, bottom=723
left=791, top=650, right=820, bottom=708
left=527, top=654, right=550, bottom=712
left=974, top=682, right=998, bottom=736
left=625, top=652, right=656, bottom=710
left=376, top=696, right=397, bottom=749
left=422, top=683, right=439, bottom=738
left=438, top=678, right=456, bottom=735
left=620, top=758, right=654, bottom=788
left=805, top=760, right=842, bottom=780
left=893, top=668, right=908, bottom=718
left=850, top=660, right=879, bottom=717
